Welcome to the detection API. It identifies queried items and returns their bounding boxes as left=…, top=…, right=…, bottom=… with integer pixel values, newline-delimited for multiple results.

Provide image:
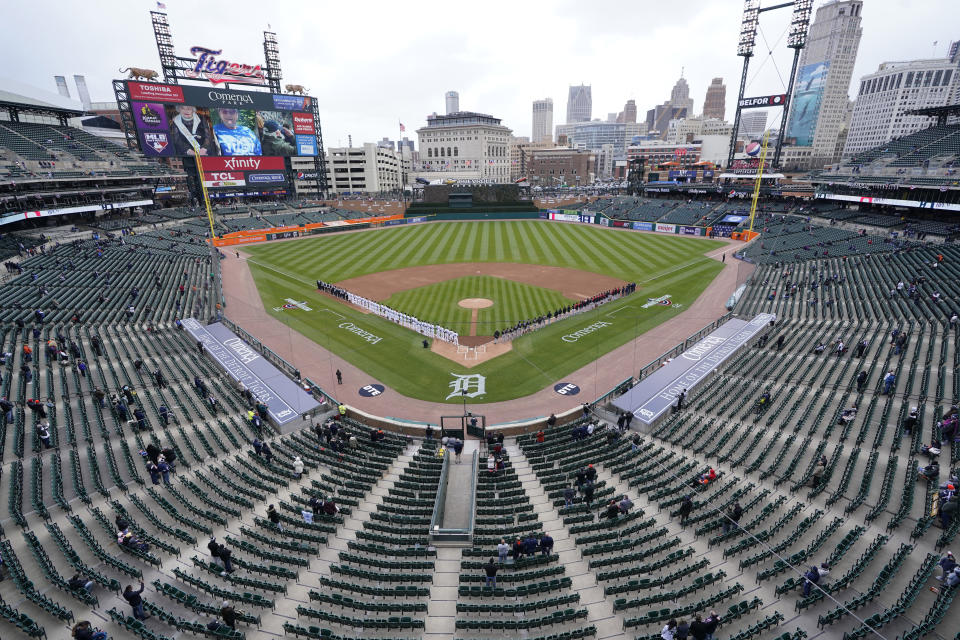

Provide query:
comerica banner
left=126, top=81, right=318, bottom=158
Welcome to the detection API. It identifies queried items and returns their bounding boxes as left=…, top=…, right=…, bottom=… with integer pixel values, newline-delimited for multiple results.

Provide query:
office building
left=532, top=98, right=553, bottom=144
left=740, top=111, right=769, bottom=139
left=622, top=99, right=637, bottom=124
left=702, top=78, right=726, bottom=120
left=527, top=147, right=596, bottom=187
left=445, top=91, right=460, bottom=115
left=554, top=120, right=644, bottom=156
left=326, top=143, right=408, bottom=194
left=843, top=55, right=959, bottom=157
left=782, top=0, right=863, bottom=170
left=415, top=107, right=513, bottom=182
left=566, top=84, right=592, bottom=123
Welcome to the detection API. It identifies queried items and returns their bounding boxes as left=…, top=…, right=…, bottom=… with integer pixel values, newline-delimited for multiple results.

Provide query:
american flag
left=399, top=122, right=405, bottom=132
left=156, top=1, right=166, bottom=9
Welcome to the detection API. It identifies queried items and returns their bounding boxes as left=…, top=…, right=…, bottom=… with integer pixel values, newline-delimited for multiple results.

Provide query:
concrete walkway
left=439, top=439, right=479, bottom=530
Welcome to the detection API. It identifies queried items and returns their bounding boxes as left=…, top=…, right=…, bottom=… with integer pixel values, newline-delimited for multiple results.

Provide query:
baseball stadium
left=2, top=3, right=960, bottom=640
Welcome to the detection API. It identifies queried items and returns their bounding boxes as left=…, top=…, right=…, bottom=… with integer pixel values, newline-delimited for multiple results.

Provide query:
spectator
left=523, top=535, right=538, bottom=557
left=133, top=408, right=148, bottom=431
left=497, top=539, right=509, bottom=563
left=218, top=545, right=233, bottom=576
left=856, top=371, right=868, bottom=392
left=158, top=405, right=169, bottom=426
left=583, top=481, right=595, bottom=504
left=93, top=387, right=106, bottom=409
left=262, top=442, right=273, bottom=463
left=662, top=619, right=678, bottom=640
left=938, top=552, right=957, bottom=581
left=293, top=456, right=304, bottom=480
left=883, top=371, right=896, bottom=395
left=723, top=502, right=742, bottom=534
left=157, top=459, right=171, bottom=485
left=564, top=485, right=575, bottom=507
left=220, top=602, right=238, bottom=629
left=689, top=615, right=708, bottom=640
left=71, top=621, right=108, bottom=640
left=122, top=582, right=148, bottom=620
left=536, top=429, right=545, bottom=443
left=539, top=533, right=554, bottom=556
left=605, top=500, right=620, bottom=520
left=0, top=397, right=13, bottom=424
left=67, top=573, right=94, bottom=594
left=37, top=422, right=52, bottom=449
left=484, top=558, right=498, bottom=588
left=146, top=461, right=160, bottom=485
left=675, top=619, right=690, bottom=640
left=702, top=611, right=721, bottom=640
left=678, top=495, right=693, bottom=525
left=942, top=496, right=957, bottom=529
left=802, top=564, right=824, bottom=596
left=619, top=495, right=634, bottom=514
left=903, top=407, right=919, bottom=435
left=452, top=438, right=464, bottom=463
left=267, top=504, right=282, bottom=531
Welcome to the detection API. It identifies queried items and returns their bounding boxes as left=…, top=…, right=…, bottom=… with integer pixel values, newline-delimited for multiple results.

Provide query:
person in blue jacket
left=213, top=108, right=261, bottom=156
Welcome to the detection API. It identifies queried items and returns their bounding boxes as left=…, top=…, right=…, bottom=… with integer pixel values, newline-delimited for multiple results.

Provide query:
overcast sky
left=2, top=0, right=956, bottom=148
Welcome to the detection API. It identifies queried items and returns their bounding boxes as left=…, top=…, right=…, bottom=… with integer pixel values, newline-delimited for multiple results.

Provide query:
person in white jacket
left=293, top=456, right=304, bottom=480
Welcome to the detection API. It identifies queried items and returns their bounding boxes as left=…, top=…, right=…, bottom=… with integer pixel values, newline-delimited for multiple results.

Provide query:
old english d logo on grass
left=447, top=373, right=486, bottom=400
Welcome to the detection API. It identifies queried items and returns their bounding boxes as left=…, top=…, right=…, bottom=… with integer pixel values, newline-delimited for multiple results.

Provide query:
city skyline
left=0, top=0, right=956, bottom=148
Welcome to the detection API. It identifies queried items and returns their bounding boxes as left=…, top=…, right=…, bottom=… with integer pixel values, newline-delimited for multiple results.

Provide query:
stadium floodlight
left=787, top=0, right=813, bottom=49
left=737, top=0, right=761, bottom=57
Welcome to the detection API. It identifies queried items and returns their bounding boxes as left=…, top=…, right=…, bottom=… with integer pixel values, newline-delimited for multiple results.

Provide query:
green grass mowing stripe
left=519, top=220, right=556, bottom=266
left=492, top=222, right=506, bottom=263
left=424, top=222, right=455, bottom=264
left=441, top=222, right=468, bottom=263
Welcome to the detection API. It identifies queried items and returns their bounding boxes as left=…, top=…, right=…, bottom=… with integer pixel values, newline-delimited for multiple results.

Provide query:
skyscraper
left=843, top=56, right=959, bottom=157
left=445, top=91, right=460, bottom=115
left=702, top=78, right=726, bottom=120
left=566, top=85, right=592, bottom=123
left=784, top=0, right=863, bottom=169
left=670, top=75, right=694, bottom=116
left=532, top=98, right=553, bottom=144
left=622, top=99, right=637, bottom=124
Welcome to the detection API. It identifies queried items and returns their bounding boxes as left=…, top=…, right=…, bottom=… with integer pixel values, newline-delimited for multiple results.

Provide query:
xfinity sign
left=738, top=94, right=786, bottom=109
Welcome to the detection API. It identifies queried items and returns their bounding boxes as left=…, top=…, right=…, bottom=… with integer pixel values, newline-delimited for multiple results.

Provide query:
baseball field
left=242, top=220, right=725, bottom=403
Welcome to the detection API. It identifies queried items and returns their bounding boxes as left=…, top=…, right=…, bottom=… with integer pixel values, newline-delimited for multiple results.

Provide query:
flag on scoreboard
left=156, top=1, right=166, bottom=8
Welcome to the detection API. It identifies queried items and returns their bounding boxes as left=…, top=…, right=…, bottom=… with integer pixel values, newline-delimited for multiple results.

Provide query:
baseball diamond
left=241, top=220, right=725, bottom=403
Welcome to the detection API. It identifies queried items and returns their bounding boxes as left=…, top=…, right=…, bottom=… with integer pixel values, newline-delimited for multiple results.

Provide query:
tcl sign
left=739, top=94, right=786, bottom=109
left=204, top=172, right=243, bottom=182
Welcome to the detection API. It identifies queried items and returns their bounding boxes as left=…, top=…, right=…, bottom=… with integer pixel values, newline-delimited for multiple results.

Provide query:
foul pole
left=747, top=129, right=770, bottom=236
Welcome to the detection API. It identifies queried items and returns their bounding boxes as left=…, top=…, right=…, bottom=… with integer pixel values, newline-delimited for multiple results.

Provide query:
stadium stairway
left=505, top=442, right=625, bottom=639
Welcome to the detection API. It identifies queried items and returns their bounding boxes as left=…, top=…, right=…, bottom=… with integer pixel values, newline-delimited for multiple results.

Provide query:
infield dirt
left=336, top=262, right=626, bottom=302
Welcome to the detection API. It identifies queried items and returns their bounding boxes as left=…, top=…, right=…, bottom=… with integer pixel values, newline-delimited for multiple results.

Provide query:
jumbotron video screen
left=125, top=81, right=318, bottom=159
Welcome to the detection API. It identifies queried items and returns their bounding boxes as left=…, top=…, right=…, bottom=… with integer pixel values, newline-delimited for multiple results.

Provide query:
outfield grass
left=243, top=221, right=725, bottom=404
left=243, top=220, right=721, bottom=282
left=382, top=275, right=572, bottom=334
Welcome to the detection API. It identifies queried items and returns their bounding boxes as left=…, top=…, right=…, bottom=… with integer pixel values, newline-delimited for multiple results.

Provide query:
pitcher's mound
left=458, top=298, right=494, bottom=309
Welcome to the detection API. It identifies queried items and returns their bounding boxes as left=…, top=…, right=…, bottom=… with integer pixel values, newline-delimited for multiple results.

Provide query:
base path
left=224, top=233, right=748, bottom=426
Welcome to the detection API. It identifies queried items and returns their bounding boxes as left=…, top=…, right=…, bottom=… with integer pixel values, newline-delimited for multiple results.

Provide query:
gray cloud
left=2, top=0, right=956, bottom=148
